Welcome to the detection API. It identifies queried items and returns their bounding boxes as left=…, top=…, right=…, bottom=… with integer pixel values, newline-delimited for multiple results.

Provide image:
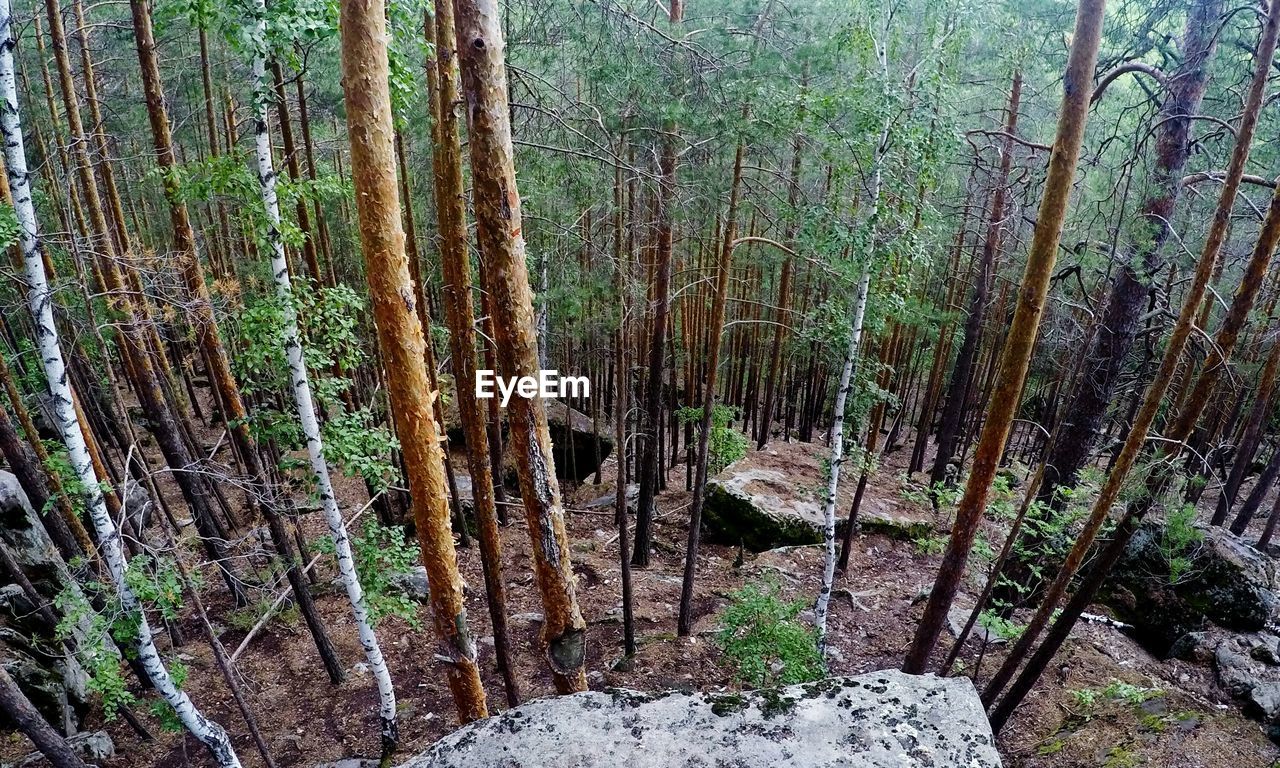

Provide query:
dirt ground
left=8, top=428, right=1280, bottom=768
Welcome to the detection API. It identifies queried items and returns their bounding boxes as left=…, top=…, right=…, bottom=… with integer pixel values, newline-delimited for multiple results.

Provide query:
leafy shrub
left=678, top=403, right=748, bottom=475
left=317, top=518, right=422, bottom=628
left=716, top=579, right=823, bottom=687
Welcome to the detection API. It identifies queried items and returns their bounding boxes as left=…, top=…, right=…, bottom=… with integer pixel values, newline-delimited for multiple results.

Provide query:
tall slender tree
left=339, top=0, right=489, bottom=726
left=453, top=0, right=589, bottom=693
left=248, top=0, right=398, bottom=749
left=0, top=5, right=240, bottom=762
left=903, top=0, right=1107, bottom=674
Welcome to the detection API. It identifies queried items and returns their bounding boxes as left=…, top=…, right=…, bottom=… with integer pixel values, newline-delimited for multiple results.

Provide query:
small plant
left=1160, top=505, right=1203, bottom=584
left=977, top=609, right=1024, bottom=641
left=1101, top=679, right=1161, bottom=706
left=716, top=578, right=823, bottom=688
left=678, top=403, right=748, bottom=475
left=1069, top=686, right=1098, bottom=711
left=317, top=519, right=422, bottom=628
left=913, top=533, right=948, bottom=555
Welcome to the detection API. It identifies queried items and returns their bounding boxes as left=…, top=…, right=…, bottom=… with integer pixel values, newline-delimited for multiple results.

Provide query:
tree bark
left=902, top=0, right=1105, bottom=674
left=453, top=0, right=588, bottom=693
left=426, top=0, right=517, bottom=708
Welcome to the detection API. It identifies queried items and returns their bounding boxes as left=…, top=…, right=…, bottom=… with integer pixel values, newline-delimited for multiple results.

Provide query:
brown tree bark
left=452, top=0, right=588, bottom=693
left=986, top=0, right=1280, bottom=727
left=427, top=0, right=518, bottom=707
left=902, top=0, right=1105, bottom=674
left=338, top=0, right=488, bottom=722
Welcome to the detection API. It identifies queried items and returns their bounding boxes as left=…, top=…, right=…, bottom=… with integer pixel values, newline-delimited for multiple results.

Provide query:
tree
left=0, top=4, right=240, bottom=762
left=453, top=0, right=589, bottom=693
left=426, top=0, right=517, bottom=707
left=984, top=0, right=1280, bottom=727
left=247, top=0, right=399, bottom=750
left=902, top=0, right=1107, bottom=675
left=128, top=0, right=343, bottom=686
left=339, top=0, right=489, bottom=726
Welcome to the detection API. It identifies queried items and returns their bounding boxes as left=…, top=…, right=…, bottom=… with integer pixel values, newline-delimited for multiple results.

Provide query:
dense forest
left=5, top=0, right=1280, bottom=764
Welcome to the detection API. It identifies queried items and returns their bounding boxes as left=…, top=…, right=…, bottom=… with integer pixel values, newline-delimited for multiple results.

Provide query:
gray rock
left=0, top=471, right=91, bottom=733
left=13, top=730, right=113, bottom=766
left=584, top=484, right=638, bottom=511
left=390, top=566, right=431, bottom=603
left=1215, top=642, right=1257, bottom=697
left=1250, top=682, right=1280, bottom=723
left=702, top=442, right=842, bottom=551
left=400, top=670, right=1002, bottom=767
left=1169, top=631, right=1217, bottom=663
left=1103, top=521, right=1278, bottom=657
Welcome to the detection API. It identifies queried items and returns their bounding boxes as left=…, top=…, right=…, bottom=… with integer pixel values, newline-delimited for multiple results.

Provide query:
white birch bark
left=815, top=105, right=890, bottom=658
left=248, top=0, right=397, bottom=747
left=0, top=5, right=241, bottom=765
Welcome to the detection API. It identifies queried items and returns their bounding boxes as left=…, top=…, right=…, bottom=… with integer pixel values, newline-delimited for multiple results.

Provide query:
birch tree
left=247, top=0, right=397, bottom=751
left=0, top=4, right=240, bottom=763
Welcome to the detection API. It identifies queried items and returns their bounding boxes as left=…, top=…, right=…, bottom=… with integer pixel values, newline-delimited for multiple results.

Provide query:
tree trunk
left=678, top=113, right=746, bottom=637
left=453, top=0, right=588, bottom=693
left=928, top=71, right=1022, bottom=489
left=426, top=0, right=517, bottom=708
left=251, top=0, right=400, bottom=748
left=0, top=9, right=241, bottom=762
left=902, top=0, right=1105, bottom=674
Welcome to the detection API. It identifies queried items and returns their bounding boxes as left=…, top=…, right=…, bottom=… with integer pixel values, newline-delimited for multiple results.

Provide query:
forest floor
left=16, top=424, right=1280, bottom=768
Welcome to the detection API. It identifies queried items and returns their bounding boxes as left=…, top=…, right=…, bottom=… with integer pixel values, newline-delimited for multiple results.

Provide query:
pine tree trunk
left=678, top=116, right=746, bottom=637
left=426, top=0, right=518, bottom=708
left=929, top=71, right=1022, bottom=488
left=902, top=0, right=1106, bottom=674
left=986, top=0, right=1279, bottom=727
left=453, top=0, right=589, bottom=693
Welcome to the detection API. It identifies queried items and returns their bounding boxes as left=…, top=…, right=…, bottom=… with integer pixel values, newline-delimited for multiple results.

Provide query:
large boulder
left=500, top=401, right=612, bottom=485
left=703, top=442, right=933, bottom=551
left=401, top=670, right=1001, bottom=767
left=1102, top=521, right=1278, bottom=657
left=0, top=471, right=90, bottom=733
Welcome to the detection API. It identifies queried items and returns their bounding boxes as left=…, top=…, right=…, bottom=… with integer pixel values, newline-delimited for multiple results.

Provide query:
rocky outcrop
left=703, top=442, right=934, bottom=551
left=0, top=472, right=90, bottom=734
left=1102, top=521, right=1278, bottom=657
left=401, top=670, right=1002, bottom=767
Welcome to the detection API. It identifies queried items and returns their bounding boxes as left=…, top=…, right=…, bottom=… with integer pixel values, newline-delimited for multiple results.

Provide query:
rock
left=1169, top=631, right=1217, bottom=663
left=1102, top=521, right=1277, bottom=657
left=0, top=471, right=91, bottom=733
left=946, top=598, right=1002, bottom=646
left=584, top=484, right=638, bottom=511
left=702, top=442, right=841, bottom=551
left=390, top=566, right=431, bottom=603
left=400, top=670, right=1002, bottom=767
left=493, top=401, right=614, bottom=485
left=702, top=442, right=932, bottom=551
left=315, top=760, right=378, bottom=768
left=14, top=730, right=113, bottom=767
left=1249, top=682, right=1280, bottom=724
left=1214, top=642, right=1257, bottom=697
left=860, top=511, right=934, bottom=541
